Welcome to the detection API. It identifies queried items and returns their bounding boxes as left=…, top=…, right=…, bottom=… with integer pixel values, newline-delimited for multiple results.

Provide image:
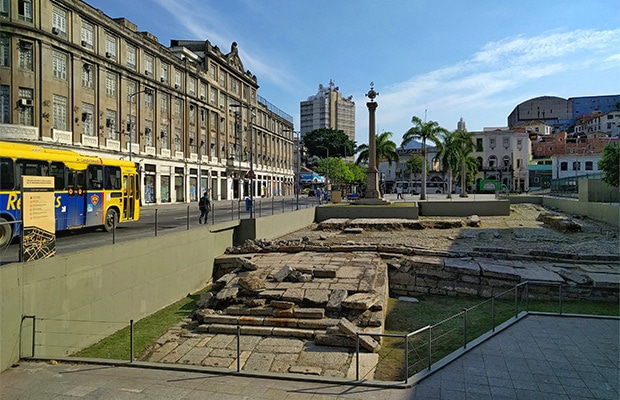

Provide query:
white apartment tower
left=300, top=80, right=355, bottom=143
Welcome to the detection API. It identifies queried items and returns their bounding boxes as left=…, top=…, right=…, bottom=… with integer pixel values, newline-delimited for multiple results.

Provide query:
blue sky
left=86, top=0, right=620, bottom=146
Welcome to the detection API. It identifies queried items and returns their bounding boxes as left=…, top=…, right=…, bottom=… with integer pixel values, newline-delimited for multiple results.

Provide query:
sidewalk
left=1, top=315, right=617, bottom=399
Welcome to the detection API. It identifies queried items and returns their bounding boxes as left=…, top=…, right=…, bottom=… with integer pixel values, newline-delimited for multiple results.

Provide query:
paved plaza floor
left=1, top=314, right=617, bottom=399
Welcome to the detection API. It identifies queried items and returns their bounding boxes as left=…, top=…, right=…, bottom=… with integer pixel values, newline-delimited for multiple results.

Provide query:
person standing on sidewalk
left=396, top=186, right=403, bottom=200
left=198, top=191, right=211, bottom=224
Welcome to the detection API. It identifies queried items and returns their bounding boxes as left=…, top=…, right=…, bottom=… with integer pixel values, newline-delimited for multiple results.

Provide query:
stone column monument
left=356, top=83, right=391, bottom=204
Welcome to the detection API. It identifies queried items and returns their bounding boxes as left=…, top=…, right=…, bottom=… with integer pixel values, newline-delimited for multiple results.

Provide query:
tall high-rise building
left=300, top=80, right=355, bottom=144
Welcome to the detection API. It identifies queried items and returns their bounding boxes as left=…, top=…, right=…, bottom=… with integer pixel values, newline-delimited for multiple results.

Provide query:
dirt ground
left=278, top=203, right=620, bottom=258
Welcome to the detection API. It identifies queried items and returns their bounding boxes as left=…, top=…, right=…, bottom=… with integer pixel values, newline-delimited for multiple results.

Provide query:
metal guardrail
left=19, top=281, right=571, bottom=386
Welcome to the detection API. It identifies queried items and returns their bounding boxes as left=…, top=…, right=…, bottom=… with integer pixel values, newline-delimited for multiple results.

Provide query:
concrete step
left=199, top=313, right=340, bottom=331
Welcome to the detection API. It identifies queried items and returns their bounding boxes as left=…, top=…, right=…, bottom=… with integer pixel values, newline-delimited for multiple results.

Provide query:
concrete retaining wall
left=235, top=208, right=315, bottom=245
left=542, top=197, right=619, bottom=227
left=0, top=223, right=236, bottom=372
left=419, top=200, right=510, bottom=216
left=315, top=204, right=419, bottom=222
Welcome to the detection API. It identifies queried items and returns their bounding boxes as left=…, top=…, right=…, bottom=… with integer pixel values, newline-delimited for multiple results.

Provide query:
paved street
left=1, top=315, right=618, bottom=399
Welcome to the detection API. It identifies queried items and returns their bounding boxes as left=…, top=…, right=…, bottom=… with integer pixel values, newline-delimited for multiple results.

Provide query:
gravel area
left=278, top=203, right=620, bottom=258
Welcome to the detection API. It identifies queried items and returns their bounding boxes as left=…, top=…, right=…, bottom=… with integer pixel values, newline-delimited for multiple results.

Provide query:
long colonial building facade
left=0, top=0, right=295, bottom=204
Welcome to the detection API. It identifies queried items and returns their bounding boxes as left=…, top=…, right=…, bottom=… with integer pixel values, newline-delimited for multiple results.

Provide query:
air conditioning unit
left=19, top=99, right=34, bottom=107
left=200, top=95, right=205, bottom=100
left=160, top=77, right=167, bottom=83
left=174, top=83, right=180, bottom=89
left=81, top=40, right=88, bottom=47
left=105, top=52, right=112, bottom=58
left=52, top=27, right=60, bottom=35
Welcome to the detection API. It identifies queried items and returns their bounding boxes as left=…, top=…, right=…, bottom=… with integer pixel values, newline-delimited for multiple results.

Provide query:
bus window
left=103, top=166, right=121, bottom=190
left=0, top=157, right=14, bottom=190
left=68, top=171, right=85, bottom=191
left=87, top=165, right=104, bottom=189
left=50, top=162, right=66, bottom=190
left=15, top=159, right=49, bottom=189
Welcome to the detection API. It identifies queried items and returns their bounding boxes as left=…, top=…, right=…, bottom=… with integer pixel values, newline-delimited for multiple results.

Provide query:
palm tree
left=402, top=116, right=448, bottom=200
left=355, top=131, right=399, bottom=166
left=454, top=129, right=474, bottom=197
left=435, top=130, right=460, bottom=198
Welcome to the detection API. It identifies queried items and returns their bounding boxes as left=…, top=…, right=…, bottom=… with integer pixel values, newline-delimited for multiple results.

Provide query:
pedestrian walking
left=396, top=186, right=403, bottom=200
left=198, top=191, right=211, bottom=224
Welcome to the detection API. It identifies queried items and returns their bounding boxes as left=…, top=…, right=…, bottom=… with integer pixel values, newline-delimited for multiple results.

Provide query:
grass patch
left=374, top=295, right=619, bottom=381
left=75, top=286, right=211, bottom=360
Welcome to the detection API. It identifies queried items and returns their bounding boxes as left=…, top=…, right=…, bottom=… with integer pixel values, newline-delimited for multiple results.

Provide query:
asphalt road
left=0, top=195, right=319, bottom=265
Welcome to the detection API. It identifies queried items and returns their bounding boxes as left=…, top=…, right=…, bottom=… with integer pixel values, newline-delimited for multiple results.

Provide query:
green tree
left=355, top=131, right=399, bottom=166
left=435, top=130, right=460, bottom=198
left=402, top=117, right=449, bottom=200
left=303, top=128, right=356, bottom=159
left=404, top=155, right=424, bottom=176
left=598, top=143, right=619, bottom=187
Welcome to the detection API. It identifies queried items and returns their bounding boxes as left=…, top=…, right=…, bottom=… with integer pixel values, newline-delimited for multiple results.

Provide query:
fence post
left=129, top=319, right=134, bottom=363
left=491, top=297, right=496, bottom=332
left=404, top=334, right=409, bottom=384
left=112, top=215, right=116, bottom=244
left=355, top=333, right=360, bottom=381
left=525, top=282, right=529, bottom=312
left=155, top=209, right=158, bottom=236
left=186, top=206, right=190, bottom=230
left=237, top=325, right=241, bottom=372
left=428, top=326, right=432, bottom=370
left=463, top=309, right=468, bottom=349
left=272, top=196, right=275, bottom=215
left=559, top=284, right=563, bottom=315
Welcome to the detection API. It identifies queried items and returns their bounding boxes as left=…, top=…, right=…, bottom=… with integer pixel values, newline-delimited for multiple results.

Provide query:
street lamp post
left=230, top=103, right=256, bottom=218
left=127, top=87, right=153, bottom=162
left=284, top=129, right=302, bottom=210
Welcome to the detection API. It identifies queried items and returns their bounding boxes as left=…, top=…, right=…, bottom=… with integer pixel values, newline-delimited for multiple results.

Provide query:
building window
left=489, top=138, right=496, bottom=149
left=81, top=20, right=94, bottom=49
left=503, top=137, right=509, bottom=148
left=219, top=93, right=226, bottom=109
left=145, top=90, right=153, bottom=108
left=52, top=5, right=67, bottom=36
left=219, top=71, right=225, bottom=87
left=82, top=64, right=93, bottom=89
left=585, top=161, right=593, bottom=171
left=144, top=120, right=153, bottom=146
left=18, top=88, right=33, bottom=126
left=174, top=128, right=182, bottom=151
left=200, top=83, right=206, bottom=100
left=174, top=70, right=182, bottom=89
left=0, top=0, right=8, bottom=17
left=189, top=105, right=195, bottom=123
left=106, top=109, right=116, bottom=139
left=18, top=41, right=33, bottom=71
left=209, top=87, right=216, bottom=105
left=174, top=99, right=181, bottom=117
left=209, top=62, right=216, bottom=80
left=160, top=124, right=168, bottom=148
left=53, top=51, right=67, bottom=80
left=0, top=85, right=10, bottom=123
left=52, top=94, right=67, bottom=130
left=560, top=162, right=568, bottom=171
left=502, top=155, right=511, bottom=168
left=189, top=77, right=196, bottom=96
left=127, top=80, right=137, bottom=102
left=144, top=54, right=153, bottom=76
left=1, top=34, right=10, bottom=67
left=18, top=0, right=33, bottom=23
left=105, top=72, right=116, bottom=97
left=488, top=155, right=497, bottom=168
left=126, top=44, right=136, bottom=69
left=572, top=161, right=580, bottom=171
left=105, top=33, right=117, bottom=59
left=160, top=94, right=168, bottom=114
left=160, top=63, right=168, bottom=83
left=82, top=103, right=94, bottom=136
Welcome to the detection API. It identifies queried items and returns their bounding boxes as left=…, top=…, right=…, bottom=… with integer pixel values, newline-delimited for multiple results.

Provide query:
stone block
left=208, top=324, right=239, bottom=334
left=216, top=287, right=239, bottom=302
left=293, top=308, right=325, bottom=319
left=313, top=267, right=337, bottom=278
left=245, top=298, right=266, bottom=307
left=238, top=276, right=266, bottom=293
left=389, top=271, right=414, bottom=286
left=244, top=306, right=275, bottom=316
left=414, top=267, right=456, bottom=280
left=479, top=262, right=520, bottom=280
left=377, top=245, right=412, bottom=254
left=289, top=365, right=322, bottom=375
left=454, top=284, right=479, bottom=296
left=326, top=289, right=347, bottom=312
left=239, top=326, right=273, bottom=336
left=303, top=289, right=330, bottom=305
left=461, top=274, right=481, bottom=284
left=277, top=245, right=305, bottom=253
left=297, top=318, right=340, bottom=329
left=263, top=317, right=298, bottom=328
left=257, top=290, right=285, bottom=299
left=342, top=292, right=381, bottom=310
left=200, top=314, right=239, bottom=325
left=272, top=327, right=315, bottom=339
left=314, top=333, right=357, bottom=348
left=282, top=288, right=305, bottom=303
left=337, top=318, right=381, bottom=353
left=273, top=265, right=294, bottom=282
left=273, top=308, right=295, bottom=318
left=444, top=258, right=481, bottom=275
left=239, top=316, right=264, bottom=326
left=271, top=300, right=295, bottom=309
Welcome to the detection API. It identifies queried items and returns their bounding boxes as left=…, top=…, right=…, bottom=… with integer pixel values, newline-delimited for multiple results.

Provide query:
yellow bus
left=0, top=140, right=140, bottom=246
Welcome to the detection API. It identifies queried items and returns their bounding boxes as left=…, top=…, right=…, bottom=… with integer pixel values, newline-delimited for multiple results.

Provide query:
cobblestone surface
left=280, top=203, right=620, bottom=258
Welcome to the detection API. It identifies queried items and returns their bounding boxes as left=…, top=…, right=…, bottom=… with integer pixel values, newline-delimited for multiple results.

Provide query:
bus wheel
left=0, top=217, right=12, bottom=247
left=103, top=209, right=118, bottom=232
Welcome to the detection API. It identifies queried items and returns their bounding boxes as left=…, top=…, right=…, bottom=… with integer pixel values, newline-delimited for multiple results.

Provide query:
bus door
left=67, top=171, right=87, bottom=227
left=123, top=173, right=136, bottom=220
